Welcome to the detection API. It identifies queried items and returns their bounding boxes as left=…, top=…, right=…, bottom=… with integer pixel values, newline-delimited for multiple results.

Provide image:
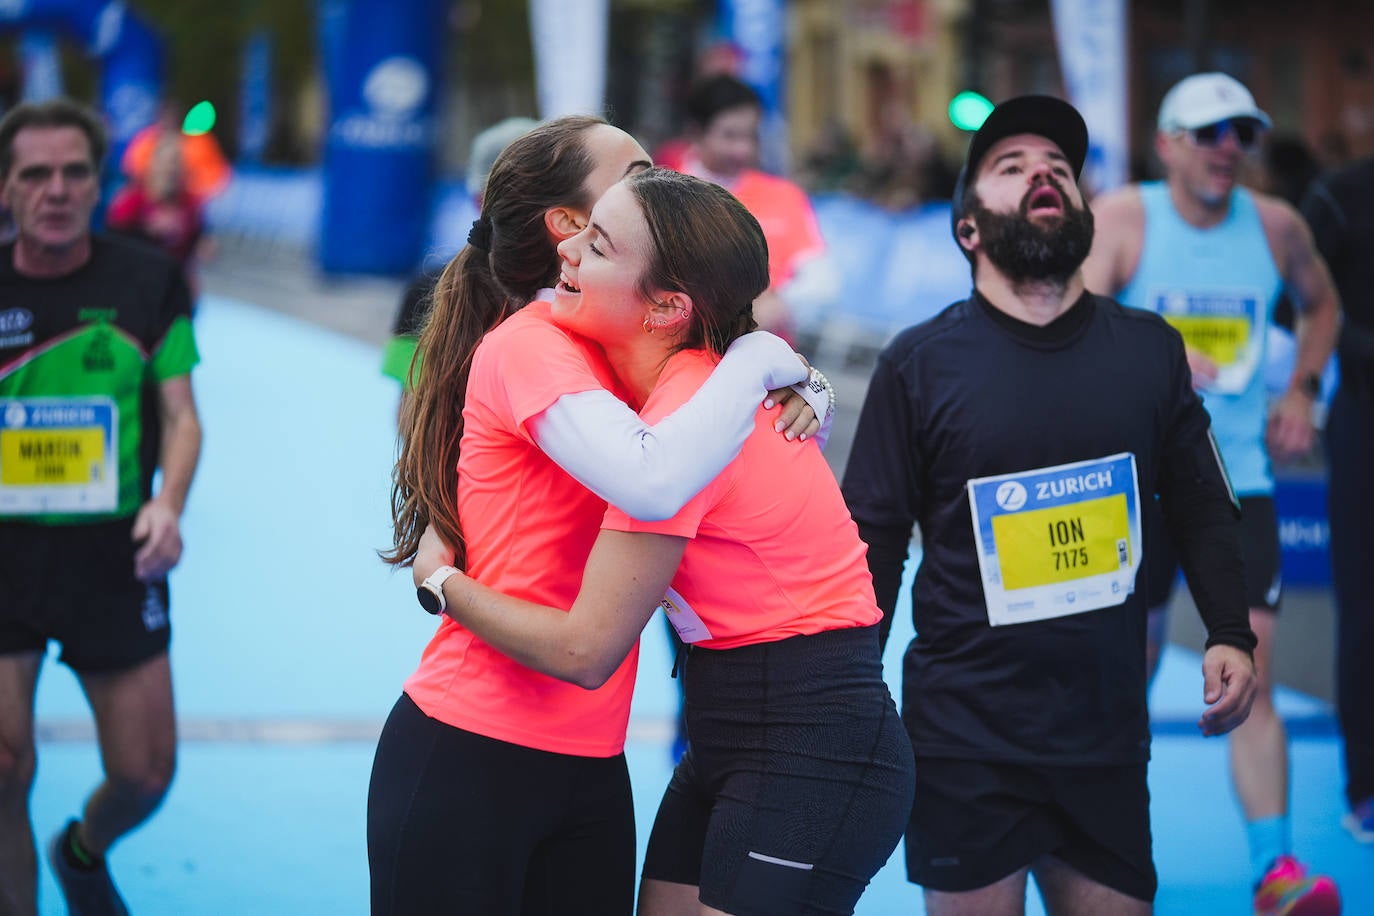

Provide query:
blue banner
left=717, top=0, right=787, bottom=172
left=319, top=0, right=443, bottom=274
left=0, top=0, right=162, bottom=168
left=239, top=32, right=272, bottom=163
left=98, top=10, right=162, bottom=153
left=1274, top=475, right=1331, bottom=587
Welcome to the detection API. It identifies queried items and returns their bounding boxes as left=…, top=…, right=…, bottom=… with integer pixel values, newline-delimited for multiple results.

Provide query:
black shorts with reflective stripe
left=642, top=625, right=914, bottom=916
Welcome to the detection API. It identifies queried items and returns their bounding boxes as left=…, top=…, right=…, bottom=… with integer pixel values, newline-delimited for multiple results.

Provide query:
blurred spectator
left=677, top=73, right=840, bottom=341
left=466, top=117, right=541, bottom=208
left=652, top=40, right=745, bottom=171
left=122, top=101, right=232, bottom=202
left=106, top=132, right=209, bottom=296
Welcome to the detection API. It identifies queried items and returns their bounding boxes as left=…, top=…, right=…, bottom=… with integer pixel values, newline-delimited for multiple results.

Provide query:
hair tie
left=467, top=216, right=492, bottom=252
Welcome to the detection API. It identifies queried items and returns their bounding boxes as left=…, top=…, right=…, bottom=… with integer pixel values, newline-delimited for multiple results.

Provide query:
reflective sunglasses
left=1186, top=119, right=1261, bottom=151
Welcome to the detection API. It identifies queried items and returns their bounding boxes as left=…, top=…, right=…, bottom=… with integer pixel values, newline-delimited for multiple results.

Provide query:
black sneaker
left=46, top=821, right=129, bottom=916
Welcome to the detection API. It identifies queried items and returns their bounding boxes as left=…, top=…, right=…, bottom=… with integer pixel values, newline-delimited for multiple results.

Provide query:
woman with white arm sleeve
left=369, top=117, right=828, bottom=916
left=415, top=169, right=912, bottom=916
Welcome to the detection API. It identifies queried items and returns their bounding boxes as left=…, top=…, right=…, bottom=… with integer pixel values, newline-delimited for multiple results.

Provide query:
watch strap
left=418, top=565, right=460, bottom=614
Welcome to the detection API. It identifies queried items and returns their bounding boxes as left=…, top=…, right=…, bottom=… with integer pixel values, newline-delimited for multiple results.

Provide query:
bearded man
left=841, top=95, right=1259, bottom=916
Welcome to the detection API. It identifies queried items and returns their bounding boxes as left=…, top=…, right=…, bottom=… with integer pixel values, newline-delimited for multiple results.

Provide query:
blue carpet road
left=30, top=295, right=1371, bottom=914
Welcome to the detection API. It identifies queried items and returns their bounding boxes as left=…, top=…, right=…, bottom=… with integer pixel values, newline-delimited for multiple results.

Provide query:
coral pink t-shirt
left=728, top=169, right=826, bottom=290
left=603, top=349, right=880, bottom=650
left=404, top=301, right=640, bottom=757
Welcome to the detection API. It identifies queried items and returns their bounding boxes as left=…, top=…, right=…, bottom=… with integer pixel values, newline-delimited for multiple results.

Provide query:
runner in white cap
left=1085, top=72, right=1342, bottom=916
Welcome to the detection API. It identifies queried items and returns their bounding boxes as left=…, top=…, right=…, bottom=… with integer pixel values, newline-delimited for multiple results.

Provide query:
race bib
left=659, top=585, right=713, bottom=644
left=1149, top=287, right=1264, bottom=394
left=0, top=397, right=118, bottom=514
left=968, top=453, right=1142, bottom=626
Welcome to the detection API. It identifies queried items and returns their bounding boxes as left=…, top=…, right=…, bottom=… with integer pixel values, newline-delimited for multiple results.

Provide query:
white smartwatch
left=417, top=565, right=461, bottom=615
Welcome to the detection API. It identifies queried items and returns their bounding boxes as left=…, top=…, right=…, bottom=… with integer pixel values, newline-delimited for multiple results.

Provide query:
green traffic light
left=182, top=101, right=216, bottom=135
left=949, top=91, right=994, bottom=132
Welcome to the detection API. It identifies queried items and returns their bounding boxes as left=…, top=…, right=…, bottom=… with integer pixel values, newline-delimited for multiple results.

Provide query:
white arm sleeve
left=529, top=331, right=807, bottom=521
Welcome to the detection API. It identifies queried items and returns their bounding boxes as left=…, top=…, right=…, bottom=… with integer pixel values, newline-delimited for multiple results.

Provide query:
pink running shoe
left=1252, top=855, right=1341, bottom=916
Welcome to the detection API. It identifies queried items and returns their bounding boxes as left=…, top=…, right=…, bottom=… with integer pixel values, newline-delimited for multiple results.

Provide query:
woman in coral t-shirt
left=415, top=170, right=914, bottom=916
left=370, top=118, right=821, bottom=915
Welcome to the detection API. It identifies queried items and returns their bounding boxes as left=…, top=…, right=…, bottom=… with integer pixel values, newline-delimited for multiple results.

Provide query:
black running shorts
left=905, top=755, right=1157, bottom=903
left=0, top=518, right=171, bottom=672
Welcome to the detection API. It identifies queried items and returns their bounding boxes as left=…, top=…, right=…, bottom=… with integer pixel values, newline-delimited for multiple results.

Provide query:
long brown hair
left=384, top=115, right=609, bottom=567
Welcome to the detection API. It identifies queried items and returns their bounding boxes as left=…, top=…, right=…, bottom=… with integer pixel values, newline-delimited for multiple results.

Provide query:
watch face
left=417, top=585, right=442, bottom=614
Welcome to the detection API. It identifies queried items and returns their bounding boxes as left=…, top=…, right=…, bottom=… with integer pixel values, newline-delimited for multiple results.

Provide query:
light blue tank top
left=1117, top=183, right=1283, bottom=496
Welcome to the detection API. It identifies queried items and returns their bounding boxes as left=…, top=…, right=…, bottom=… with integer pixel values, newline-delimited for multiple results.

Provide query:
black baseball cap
left=951, top=95, right=1089, bottom=236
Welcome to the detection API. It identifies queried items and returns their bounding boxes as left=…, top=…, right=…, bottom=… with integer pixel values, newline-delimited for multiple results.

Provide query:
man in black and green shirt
left=0, top=99, right=201, bottom=915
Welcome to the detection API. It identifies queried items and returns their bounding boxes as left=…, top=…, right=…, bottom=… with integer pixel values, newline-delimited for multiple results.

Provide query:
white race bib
left=0, top=397, right=118, bottom=514
left=659, top=585, right=713, bottom=644
left=968, top=453, right=1142, bottom=626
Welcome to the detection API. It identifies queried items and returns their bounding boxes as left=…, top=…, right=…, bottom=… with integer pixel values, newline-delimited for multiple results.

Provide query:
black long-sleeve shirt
left=1303, top=156, right=1374, bottom=401
left=842, top=290, right=1254, bottom=766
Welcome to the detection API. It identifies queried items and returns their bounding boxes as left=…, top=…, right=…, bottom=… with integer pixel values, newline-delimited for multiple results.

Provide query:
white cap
left=1157, top=73, right=1272, bottom=132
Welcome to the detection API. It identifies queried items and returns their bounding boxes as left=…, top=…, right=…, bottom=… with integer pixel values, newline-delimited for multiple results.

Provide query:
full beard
left=970, top=183, right=1095, bottom=286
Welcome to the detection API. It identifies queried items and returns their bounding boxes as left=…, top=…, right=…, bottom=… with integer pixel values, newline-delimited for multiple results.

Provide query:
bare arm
left=1259, top=197, right=1342, bottom=459
left=1081, top=186, right=1143, bottom=297
left=422, top=530, right=688, bottom=689
left=132, top=374, right=202, bottom=581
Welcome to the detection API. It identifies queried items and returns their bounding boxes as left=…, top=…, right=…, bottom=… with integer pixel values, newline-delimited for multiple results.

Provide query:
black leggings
left=367, top=694, right=635, bottom=915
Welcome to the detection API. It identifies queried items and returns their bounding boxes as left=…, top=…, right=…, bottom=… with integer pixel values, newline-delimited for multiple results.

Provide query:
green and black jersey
left=0, top=235, right=199, bottom=526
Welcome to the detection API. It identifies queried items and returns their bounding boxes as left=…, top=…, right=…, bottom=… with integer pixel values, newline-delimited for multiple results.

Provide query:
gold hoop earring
left=642, top=315, right=656, bottom=335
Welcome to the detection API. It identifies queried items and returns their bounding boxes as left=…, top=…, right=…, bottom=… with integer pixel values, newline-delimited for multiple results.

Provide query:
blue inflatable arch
left=0, top=0, right=162, bottom=169
left=319, top=0, right=443, bottom=274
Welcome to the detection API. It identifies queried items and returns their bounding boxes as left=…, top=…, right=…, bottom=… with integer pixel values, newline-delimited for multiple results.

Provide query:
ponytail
left=383, top=245, right=517, bottom=567
left=382, top=114, right=612, bottom=568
